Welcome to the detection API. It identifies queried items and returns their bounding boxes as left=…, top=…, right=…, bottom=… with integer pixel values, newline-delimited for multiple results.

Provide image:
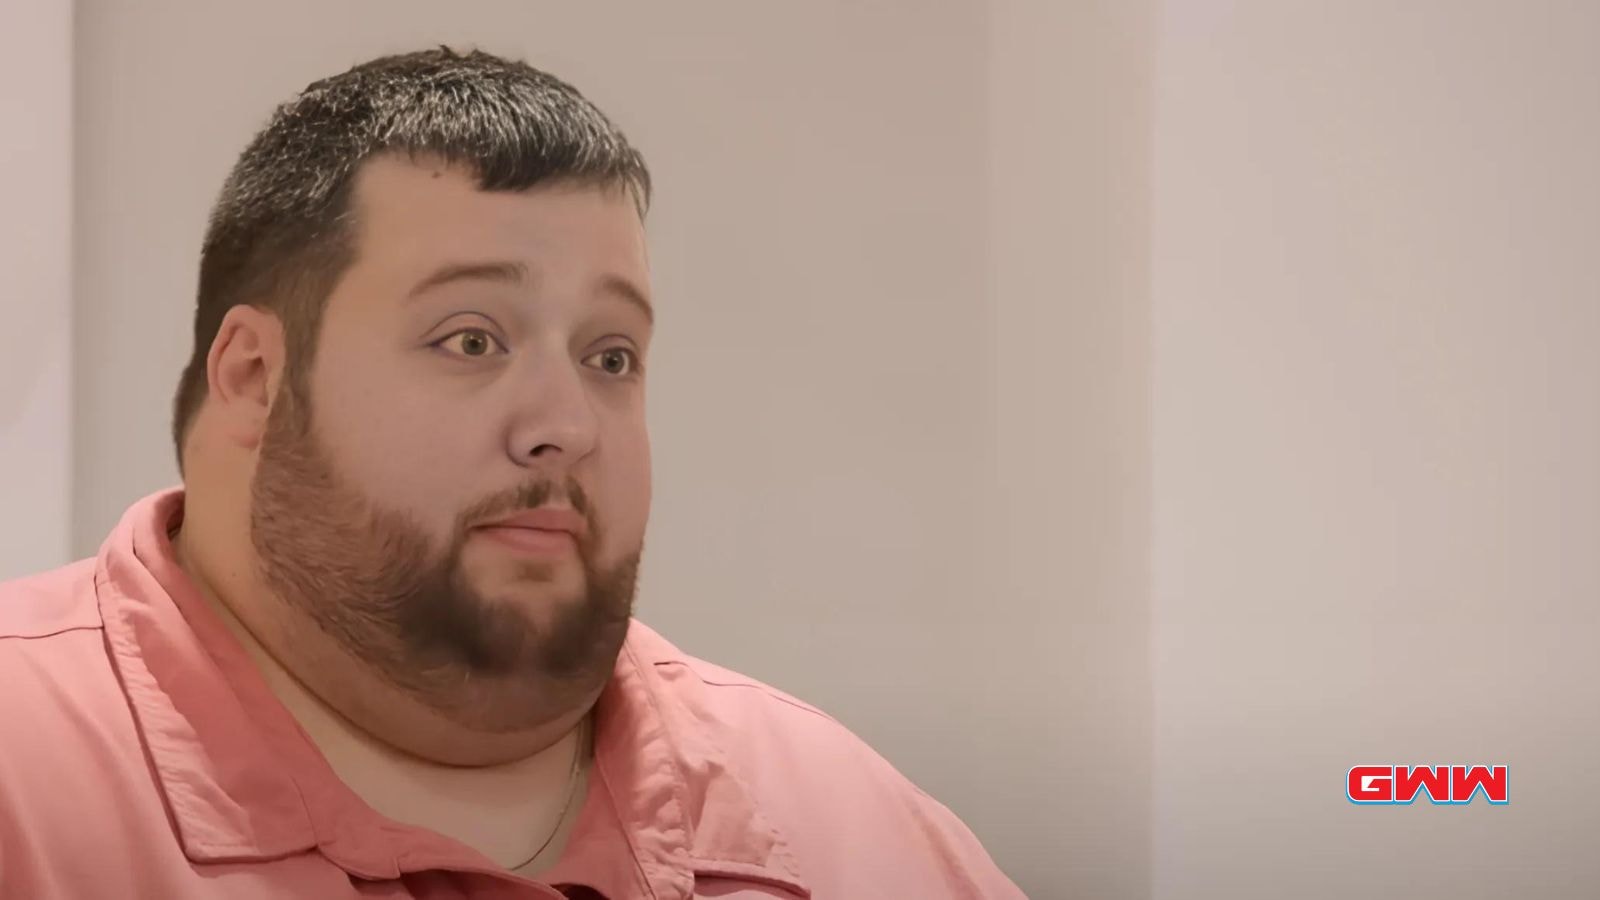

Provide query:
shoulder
left=0, top=559, right=150, bottom=880
left=624, top=620, right=1024, bottom=898
left=623, top=619, right=847, bottom=750
left=0, top=558, right=120, bottom=730
left=0, top=558, right=125, bottom=793
left=0, top=558, right=102, bottom=640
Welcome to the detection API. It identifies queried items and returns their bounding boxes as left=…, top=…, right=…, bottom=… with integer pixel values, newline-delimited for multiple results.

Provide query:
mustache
left=459, top=477, right=596, bottom=534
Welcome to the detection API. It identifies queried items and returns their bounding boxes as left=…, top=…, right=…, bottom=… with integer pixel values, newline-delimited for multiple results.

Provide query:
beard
left=247, top=385, right=638, bottom=734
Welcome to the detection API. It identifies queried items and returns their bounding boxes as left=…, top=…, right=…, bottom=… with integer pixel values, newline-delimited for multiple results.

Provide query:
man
left=0, top=49, right=1022, bottom=899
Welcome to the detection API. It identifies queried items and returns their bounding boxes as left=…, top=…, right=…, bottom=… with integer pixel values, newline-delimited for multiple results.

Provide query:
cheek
left=596, top=419, right=652, bottom=538
left=311, top=363, right=488, bottom=519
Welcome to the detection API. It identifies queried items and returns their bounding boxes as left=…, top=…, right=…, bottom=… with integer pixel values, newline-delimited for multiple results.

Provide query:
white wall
left=53, top=2, right=1600, bottom=898
left=0, top=0, right=73, bottom=581
left=1150, top=2, right=1600, bottom=898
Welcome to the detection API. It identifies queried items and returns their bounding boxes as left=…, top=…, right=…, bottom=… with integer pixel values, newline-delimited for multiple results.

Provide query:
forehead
left=341, top=154, right=650, bottom=299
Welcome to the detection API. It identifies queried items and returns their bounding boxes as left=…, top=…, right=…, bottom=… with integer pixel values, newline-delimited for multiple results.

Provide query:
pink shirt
left=0, top=491, right=1024, bottom=899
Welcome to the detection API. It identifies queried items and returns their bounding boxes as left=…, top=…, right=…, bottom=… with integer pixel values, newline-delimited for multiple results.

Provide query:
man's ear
left=205, top=305, right=288, bottom=451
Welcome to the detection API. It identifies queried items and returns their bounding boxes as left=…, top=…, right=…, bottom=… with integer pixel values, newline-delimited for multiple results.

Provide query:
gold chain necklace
left=512, top=715, right=588, bottom=872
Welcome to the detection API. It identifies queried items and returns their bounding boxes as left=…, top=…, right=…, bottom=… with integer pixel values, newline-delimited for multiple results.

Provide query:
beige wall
left=48, top=1, right=1599, bottom=898
left=989, top=2, right=1153, bottom=896
left=0, top=0, right=72, bottom=581
left=1150, top=2, right=1600, bottom=898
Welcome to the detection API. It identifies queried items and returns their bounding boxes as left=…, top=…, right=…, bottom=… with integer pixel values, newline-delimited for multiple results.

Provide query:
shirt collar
left=545, top=625, right=810, bottom=899
left=96, top=489, right=809, bottom=899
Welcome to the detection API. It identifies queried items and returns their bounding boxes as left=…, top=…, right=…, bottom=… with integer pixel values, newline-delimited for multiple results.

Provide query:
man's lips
left=472, top=509, right=586, bottom=556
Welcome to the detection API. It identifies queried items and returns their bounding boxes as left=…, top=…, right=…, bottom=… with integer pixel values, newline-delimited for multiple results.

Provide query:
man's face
left=249, top=157, right=653, bottom=732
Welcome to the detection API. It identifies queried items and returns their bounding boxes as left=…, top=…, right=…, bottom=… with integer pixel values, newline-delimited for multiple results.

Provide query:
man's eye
left=435, top=328, right=505, bottom=358
left=583, top=347, right=639, bottom=376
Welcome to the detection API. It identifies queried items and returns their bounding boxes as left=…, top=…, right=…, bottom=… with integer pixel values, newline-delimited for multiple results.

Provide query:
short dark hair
left=172, top=47, right=651, bottom=470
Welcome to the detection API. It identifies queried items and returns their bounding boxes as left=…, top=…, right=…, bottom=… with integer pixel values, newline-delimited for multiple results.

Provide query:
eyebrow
left=597, top=273, right=655, bottom=326
left=407, top=261, right=529, bottom=299
left=406, top=260, right=654, bottom=325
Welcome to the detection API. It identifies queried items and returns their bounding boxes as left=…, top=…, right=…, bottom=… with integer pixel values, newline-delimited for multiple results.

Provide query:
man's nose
left=505, top=352, right=599, bottom=470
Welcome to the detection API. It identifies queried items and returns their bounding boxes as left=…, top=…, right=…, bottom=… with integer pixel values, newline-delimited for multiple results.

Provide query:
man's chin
left=468, top=567, right=588, bottom=616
